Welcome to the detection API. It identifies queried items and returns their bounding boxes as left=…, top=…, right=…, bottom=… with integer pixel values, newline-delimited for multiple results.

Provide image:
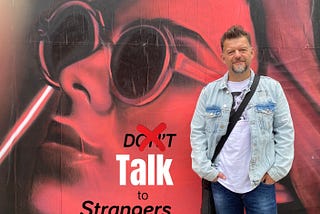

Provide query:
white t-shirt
left=217, top=78, right=254, bottom=193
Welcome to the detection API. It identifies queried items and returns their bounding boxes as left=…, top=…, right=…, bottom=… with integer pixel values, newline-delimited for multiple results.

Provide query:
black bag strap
left=211, top=74, right=260, bottom=162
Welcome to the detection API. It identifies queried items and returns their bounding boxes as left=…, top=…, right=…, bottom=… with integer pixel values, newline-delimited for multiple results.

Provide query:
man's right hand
left=213, top=172, right=226, bottom=182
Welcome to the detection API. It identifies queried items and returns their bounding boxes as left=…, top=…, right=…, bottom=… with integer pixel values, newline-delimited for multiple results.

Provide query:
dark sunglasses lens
left=43, top=7, right=96, bottom=82
left=111, top=26, right=167, bottom=99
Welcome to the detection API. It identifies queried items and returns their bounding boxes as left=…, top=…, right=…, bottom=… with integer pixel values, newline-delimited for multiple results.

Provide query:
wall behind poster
left=0, top=0, right=319, bottom=213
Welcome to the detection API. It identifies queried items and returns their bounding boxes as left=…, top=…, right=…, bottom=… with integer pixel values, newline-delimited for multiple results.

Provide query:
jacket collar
left=219, top=69, right=256, bottom=91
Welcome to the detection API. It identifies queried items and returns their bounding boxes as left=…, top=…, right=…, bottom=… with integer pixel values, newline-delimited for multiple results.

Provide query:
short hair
left=220, top=25, right=252, bottom=51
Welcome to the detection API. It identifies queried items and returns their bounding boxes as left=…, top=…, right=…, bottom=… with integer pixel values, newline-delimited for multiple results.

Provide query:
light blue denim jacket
left=190, top=71, right=294, bottom=187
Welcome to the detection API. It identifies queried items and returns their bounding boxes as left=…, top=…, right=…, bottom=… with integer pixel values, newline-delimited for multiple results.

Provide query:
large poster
left=0, top=0, right=319, bottom=213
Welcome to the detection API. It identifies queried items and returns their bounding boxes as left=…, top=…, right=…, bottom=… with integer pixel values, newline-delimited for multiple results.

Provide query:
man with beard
left=190, top=25, right=295, bottom=213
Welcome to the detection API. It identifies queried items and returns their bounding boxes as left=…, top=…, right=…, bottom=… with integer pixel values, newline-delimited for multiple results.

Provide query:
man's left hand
left=262, top=173, right=276, bottom=184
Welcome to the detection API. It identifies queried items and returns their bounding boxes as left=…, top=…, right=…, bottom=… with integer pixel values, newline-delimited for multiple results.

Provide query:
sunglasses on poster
left=0, top=0, right=221, bottom=164
left=39, top=1, right=221, bottom=105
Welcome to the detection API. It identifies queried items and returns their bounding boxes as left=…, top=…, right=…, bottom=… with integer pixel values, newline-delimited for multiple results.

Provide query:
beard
left=232, top=61, right=248, bottom=73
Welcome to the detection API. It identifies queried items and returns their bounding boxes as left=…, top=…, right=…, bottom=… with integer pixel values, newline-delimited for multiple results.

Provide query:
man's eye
left=227, top=51, right=235, bottom=55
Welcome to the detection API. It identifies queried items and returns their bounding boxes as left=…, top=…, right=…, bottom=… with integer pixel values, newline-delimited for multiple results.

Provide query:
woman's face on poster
left=30, top=0, right=257, bottom=213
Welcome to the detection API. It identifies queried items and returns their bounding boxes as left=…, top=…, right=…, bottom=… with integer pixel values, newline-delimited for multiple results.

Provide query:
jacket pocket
left=255, top=101, right=275, bottom=131
left=205, top=105, right=224, bottom=133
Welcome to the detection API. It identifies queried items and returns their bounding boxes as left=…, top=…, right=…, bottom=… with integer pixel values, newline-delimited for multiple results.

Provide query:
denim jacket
left=190, top=71, right=294, bottom=187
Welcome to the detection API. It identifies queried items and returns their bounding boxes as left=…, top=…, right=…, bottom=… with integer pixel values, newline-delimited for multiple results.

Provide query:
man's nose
left=233, top=50, right=242, bottom=58
left=59, top=47, right=113, bottom=113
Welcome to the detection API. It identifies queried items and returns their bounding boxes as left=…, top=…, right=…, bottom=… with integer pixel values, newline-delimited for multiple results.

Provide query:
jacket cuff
left=204, top=168, right=219, bottom=182
left=267, top=167, right=284, bottom=182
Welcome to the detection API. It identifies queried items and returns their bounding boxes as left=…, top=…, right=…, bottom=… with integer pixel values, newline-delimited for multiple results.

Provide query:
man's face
left=221, top=36, right=254, bottom=75
left=30, top=0, right=257, bottom=213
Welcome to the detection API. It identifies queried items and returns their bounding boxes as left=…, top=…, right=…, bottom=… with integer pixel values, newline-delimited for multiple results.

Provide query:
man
left=190, top=25, right=294, bottom=213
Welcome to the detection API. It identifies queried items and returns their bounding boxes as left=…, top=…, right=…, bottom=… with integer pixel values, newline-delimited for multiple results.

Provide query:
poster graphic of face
left=0, top=0, right=318, bottom=213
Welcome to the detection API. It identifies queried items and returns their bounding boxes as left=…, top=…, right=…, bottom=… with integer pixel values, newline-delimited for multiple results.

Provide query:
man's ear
left=250, top=47, right=255, bottom=60
left=220, top=52, right=226, bottom=64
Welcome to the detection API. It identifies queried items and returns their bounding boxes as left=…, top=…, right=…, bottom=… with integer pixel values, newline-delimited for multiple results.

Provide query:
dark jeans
left=211, top=182, right=277, bottom=214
